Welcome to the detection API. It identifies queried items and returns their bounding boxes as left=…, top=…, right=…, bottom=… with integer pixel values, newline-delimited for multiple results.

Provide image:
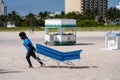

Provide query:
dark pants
left=26, top=50, right=43, bottom=67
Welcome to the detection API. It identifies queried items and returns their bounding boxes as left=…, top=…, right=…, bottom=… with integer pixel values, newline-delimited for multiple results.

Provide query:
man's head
left=19, top=32, right=26, bottom=40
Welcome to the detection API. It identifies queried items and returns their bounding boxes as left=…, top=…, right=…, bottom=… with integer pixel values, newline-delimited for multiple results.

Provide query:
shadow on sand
left=52, top=43, right=95, bottom=46
left=43, top=65, right=98, bottom=69
left=75, top=43, right=94, bottom=46
left=0, top=69, right=22, bottom=74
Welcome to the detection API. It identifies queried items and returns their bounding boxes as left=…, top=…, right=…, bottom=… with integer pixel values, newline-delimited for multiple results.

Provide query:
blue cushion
left=36, top=43, right=82, bottom=61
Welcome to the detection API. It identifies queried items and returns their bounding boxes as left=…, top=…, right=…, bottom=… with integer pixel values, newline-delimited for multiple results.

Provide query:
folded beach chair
left=36, top=43, right=82, bottom=67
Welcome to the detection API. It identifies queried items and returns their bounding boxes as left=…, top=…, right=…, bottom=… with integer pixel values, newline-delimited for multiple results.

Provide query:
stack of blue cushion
left=36, top=44, right=82, bottom=61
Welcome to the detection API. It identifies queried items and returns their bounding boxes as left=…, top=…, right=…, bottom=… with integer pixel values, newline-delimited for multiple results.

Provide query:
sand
left=0, top=31, right=120, bottom=80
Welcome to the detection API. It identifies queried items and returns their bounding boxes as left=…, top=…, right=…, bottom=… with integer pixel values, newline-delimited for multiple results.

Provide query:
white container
left=105, top=31, right=120, bottom=50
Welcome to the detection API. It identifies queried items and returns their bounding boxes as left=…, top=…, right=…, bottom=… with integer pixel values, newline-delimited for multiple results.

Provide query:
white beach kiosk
left=45, top=19, right=76, bottom=45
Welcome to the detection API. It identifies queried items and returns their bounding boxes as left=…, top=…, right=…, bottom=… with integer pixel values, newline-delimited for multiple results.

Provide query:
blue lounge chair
left=36, top=43, right=82, bottom=66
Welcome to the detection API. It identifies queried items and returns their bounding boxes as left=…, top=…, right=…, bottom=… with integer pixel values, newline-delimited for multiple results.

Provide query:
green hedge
left=77, top=20, right=104, bottom=27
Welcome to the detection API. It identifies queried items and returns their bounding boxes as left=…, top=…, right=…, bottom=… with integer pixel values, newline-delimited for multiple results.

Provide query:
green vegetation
left=0, top=24, right=120, bottom=31
left=76, top=25, right=120, bottom=31
left=0, top=7, right=120, bottom=32
left=77, top=20, right=104, bottom=27
left=0, top=26, right=44, bottom=32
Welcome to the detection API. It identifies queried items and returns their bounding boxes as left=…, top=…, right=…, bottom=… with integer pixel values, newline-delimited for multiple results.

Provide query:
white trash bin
left=105, top=31, right=120, bottom=50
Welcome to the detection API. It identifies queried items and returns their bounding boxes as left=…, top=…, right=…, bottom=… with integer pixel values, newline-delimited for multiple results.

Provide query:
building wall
left=65, top=0, right=82, bottom=14
left=116, top=2, right=120, bottom=10
left=65, top=0, right=108, bottom=16
left=0, top=0, right=7, bottom=15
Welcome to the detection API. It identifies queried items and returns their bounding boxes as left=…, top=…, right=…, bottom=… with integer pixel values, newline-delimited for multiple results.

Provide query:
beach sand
left=0, top=31, right=120, bottom=80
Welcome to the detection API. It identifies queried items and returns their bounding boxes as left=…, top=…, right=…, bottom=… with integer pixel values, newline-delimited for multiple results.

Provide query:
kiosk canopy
left=45, top=19, right=76, bottom=28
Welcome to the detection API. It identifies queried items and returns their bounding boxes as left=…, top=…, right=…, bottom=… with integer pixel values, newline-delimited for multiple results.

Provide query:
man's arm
left=28, top=43, right=35, bottom=51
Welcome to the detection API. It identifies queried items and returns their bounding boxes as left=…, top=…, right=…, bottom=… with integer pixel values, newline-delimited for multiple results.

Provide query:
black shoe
left=41, top=63, right=45, bottom=67
left=28, top=66, right=33, bottom=68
